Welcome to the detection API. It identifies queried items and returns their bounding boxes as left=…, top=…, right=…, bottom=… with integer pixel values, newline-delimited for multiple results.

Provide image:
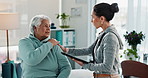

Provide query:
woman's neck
left=101, top=22, right=111, bottom=31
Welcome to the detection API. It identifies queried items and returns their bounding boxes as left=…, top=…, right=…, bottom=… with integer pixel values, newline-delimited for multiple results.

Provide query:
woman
left=19, top=15, right=71, bottom=78
left=59, top=3, right=123, bottom=78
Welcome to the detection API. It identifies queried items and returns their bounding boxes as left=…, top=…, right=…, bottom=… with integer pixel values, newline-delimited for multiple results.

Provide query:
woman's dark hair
left=93, top=3, right=119, bottom=22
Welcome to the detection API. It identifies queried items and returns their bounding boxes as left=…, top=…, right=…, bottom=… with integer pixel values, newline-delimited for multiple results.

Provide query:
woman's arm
left=58, top=39, right=98, bottom=56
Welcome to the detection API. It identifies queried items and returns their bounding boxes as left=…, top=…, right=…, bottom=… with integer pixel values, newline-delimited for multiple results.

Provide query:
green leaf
left=56, top=14, right=60, bottom=19
left=120, top=55, right=122, bottom=58
left=129, top=57, right=132, bottom=60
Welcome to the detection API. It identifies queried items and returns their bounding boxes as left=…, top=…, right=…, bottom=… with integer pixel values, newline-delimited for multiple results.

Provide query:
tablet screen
left=61, top=52, right=89, bottom=64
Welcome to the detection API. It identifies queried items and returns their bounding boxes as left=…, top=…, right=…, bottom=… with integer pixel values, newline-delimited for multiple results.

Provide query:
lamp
left=0, top=3, right=10, bottom=11
left=0, top=13, right=19, bottom=63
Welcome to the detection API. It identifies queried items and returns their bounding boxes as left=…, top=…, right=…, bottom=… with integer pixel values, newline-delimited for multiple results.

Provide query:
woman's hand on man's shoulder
left=48, top=38, right=60, bottom=46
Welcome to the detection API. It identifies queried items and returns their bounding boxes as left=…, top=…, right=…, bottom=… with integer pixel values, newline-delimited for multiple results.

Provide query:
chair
left=121, top=60, right=148, bottom=78
left=2, top=62, right=22, bottom=78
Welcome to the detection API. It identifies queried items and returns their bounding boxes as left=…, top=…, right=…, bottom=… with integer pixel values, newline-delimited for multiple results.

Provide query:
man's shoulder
left=19, top=36, right=32, bottom=43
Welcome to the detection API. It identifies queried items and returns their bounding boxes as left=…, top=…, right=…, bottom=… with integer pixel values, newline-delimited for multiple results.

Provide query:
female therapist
left=59, top=3, right=123, bottom=78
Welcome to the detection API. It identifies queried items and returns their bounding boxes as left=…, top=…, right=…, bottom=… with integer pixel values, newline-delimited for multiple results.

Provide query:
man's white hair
left=29, top=15, right=51, bottom=34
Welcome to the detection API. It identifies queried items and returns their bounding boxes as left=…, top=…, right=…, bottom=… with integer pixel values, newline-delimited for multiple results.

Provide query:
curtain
left=127, top=0, right=148, bottom=61
left=127, top=0, right=148, bottom=53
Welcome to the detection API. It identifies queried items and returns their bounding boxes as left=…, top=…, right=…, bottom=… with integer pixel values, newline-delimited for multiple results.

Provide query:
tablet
left=61, top=52, right=89, bottom=64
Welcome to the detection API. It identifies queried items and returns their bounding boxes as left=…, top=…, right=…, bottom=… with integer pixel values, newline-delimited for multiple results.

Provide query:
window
left=127, top=0, right=148, bottom=62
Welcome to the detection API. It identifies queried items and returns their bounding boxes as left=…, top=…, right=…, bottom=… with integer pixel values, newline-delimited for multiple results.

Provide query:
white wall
left=61, top=0, right=96, bottom=69
left=62, top=0, right=90, bottom=48
left=28, top=0, right=59, bottom=26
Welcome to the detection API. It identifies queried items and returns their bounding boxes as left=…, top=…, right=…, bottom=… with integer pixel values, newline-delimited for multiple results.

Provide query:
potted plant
left=56, top=13, right=70, bottom=28
left=122, top=49, right=138, bottom=60
left=121, top=30, right=145, bottom=60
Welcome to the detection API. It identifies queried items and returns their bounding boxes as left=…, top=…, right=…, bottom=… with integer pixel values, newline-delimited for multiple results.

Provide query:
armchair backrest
left=121, top=60, right=148, bottom=78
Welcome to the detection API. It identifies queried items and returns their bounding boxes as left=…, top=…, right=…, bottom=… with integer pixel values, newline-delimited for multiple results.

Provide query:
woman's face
left=34, top=19, right=50, bottom=40
left=91, top=11, right=102, bottom=29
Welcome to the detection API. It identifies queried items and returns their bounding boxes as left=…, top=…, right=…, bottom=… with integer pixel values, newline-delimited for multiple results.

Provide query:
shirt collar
left=29, top=34, right=50, bottom=43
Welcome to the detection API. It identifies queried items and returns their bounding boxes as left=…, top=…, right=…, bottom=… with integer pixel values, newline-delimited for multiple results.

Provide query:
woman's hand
left=48, top=38, right=60, bottom=46
left=58, top=44, right=69, bottom=53
left=71, top=58, right=84, bottom=66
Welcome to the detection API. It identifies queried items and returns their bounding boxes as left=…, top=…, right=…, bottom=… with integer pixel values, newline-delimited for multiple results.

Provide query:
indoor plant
left=122, top=30, right=145, bottom=60
left=56, top=13, right=70, bottom=28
